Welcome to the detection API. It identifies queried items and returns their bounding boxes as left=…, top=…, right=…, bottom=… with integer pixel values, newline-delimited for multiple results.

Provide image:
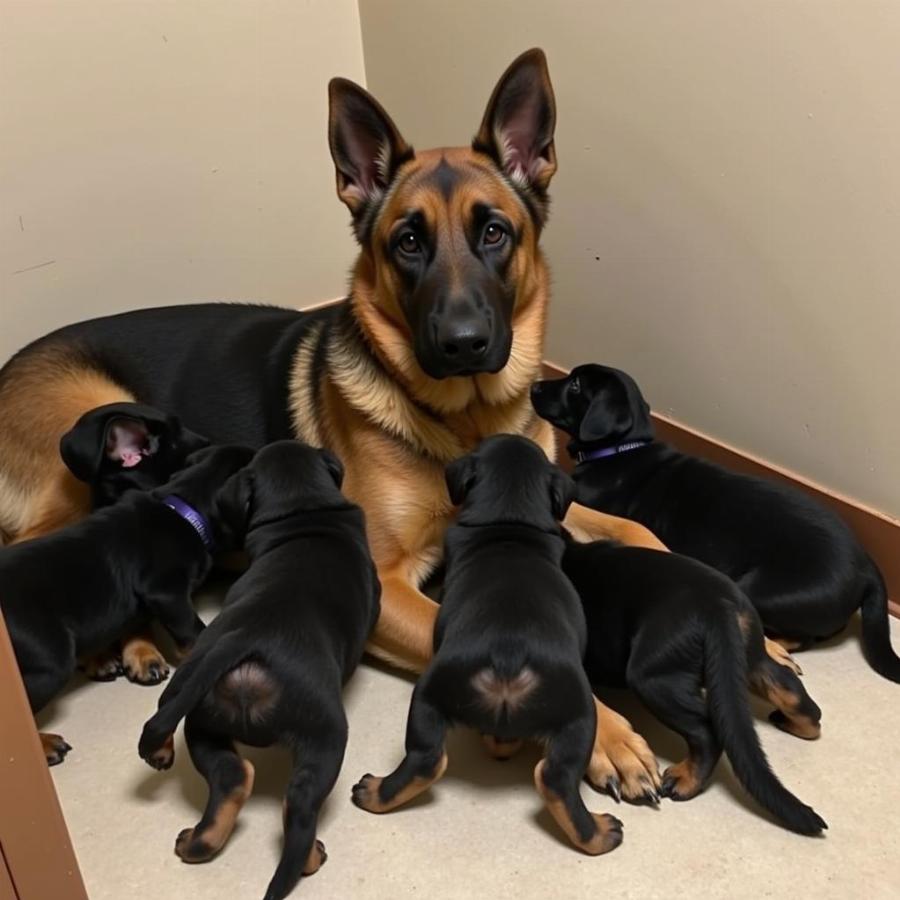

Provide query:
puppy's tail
left=858, top=557, right=900, bottom=682
left=138, top=635, right=244, bottom=765
left=704, top=610, right=827, bottom=835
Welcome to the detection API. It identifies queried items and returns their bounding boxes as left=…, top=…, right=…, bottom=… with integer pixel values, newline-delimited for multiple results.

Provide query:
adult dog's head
left=328, top=49, right=556, bottom=401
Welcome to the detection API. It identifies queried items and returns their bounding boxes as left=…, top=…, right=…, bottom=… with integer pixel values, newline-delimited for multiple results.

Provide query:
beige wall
left=360, top=0, right=900, bottom=517
left=1, top=0, right=365, bottom=361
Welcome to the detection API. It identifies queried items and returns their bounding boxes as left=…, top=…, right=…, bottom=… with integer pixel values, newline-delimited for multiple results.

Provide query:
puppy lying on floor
left=139, top=442, right=381, bottom=900
left=532, top=364, right=899, bottom=682
left=352, top=435, right=623, bottom=857
left=0, top=443, right=252, bottom=764
left=563, top=540, right=826, bottom=834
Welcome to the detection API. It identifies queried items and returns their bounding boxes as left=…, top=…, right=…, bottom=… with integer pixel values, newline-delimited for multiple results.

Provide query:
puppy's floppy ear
left=578, top=380, right=634, bottom=444
left=549, top=467, right=576, bottom=521
left=445, top=453, right=478, bottom=506
left=319, top=448, right=345, bottom=489
left=328, top=78, right=414, bottom=223
left=215, top=468, right=254, bottom=536
left=473, top=48, right=557, bottom=200
left=60, top=403, right=163, bottom=482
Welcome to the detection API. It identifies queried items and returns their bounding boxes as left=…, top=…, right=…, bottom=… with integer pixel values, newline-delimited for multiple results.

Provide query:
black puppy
left=0, top=444, right=252, bottom=765
left=61, top=401, right=210, bottom=509
left=139, top=441, right=380, bottom=900
left=563, top=540, right=826, bottom=834
left=352, top=435, right=623, bottom=857
left=532, top=364, right=899, bottom=681
left=59, top=401, right=211, bottom=681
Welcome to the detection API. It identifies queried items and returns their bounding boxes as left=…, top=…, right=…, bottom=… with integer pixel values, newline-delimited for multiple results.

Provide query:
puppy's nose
left=436, top=316, right=491, bottom=371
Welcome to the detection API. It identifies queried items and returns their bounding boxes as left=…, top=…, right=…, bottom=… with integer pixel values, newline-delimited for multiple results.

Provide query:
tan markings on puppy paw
left=122, top=637, right=169, bottom=685
left=351, top=752, right=448, bottom=814
left=660, top=758, right=704, bottom=801
left=175, top=759, right=255, bottom=862
left=40, top=732, right=72, bottom=766
left=534, top=760, right=624, bottom=855
left=148, top=733, right=175, bottom=770
left=482, top=734, right=524, bottom=760
left=302, top=839, right=327, bottom=876
left=769, top=708, right=822, bottom=740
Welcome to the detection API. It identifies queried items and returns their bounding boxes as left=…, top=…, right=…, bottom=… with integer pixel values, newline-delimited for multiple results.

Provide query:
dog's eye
left=483, top=223, right=507, bottom=247
left=569, top=378, right=581, bottom=394
left=398, top=232, right=421, bottom=255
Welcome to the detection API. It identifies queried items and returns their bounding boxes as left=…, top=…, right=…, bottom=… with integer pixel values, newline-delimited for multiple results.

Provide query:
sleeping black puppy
left=0, top=444, right=252, bottom=765
left=139, top=441, right=380, bottom=900
left=351, top=435, right=623, bottom=857
left=563, top=540, right=826, bottom=834
left=532, top=365, right=899, bottom=682
left=61, top=401, right=210, bottom=509
left=60, top=401, right=211, bottom=682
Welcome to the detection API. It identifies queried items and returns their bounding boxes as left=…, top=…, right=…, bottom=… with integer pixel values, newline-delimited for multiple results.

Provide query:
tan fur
left=353, top=751, right=448, bottom=814
left=175, top=759, right=255, bottom=862
left=471, top=666, right=540, bottom=715
left=482, top=734, right=524, bottom=760
left=533, top=759, right=622, bottom=855
left=661, top=757, right=704, bottom=800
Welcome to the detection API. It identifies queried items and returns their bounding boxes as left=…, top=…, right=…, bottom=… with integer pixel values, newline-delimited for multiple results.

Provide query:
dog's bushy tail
left=138, top=635, right=245, bottom=763
left=858, top=557, right=900, bottom=682
left=704, top=609, right=827, bottom=835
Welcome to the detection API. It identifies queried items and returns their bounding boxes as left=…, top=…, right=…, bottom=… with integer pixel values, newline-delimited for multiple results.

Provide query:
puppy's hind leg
left=535, top=710, right=623, bottom=855
left=630, top=668, right=721, bottom=802
left=174, top=714, right=255, bottom=863
left=352, top=676, right=448, bottom=814
left=262, top=724, right=348, bottom=900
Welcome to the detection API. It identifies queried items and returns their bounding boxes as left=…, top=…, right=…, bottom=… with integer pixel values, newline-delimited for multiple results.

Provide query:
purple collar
left=162, top=495, right=214, bottom=552
left=575, top=439, right=652, bottom=464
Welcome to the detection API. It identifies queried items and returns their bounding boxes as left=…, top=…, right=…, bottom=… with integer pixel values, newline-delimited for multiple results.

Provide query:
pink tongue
left=120, top=449, right=143, bottom=468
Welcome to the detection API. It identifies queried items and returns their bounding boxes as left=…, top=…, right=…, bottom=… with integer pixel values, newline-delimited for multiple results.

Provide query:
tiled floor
left=42, top=593, right=900, bottom=900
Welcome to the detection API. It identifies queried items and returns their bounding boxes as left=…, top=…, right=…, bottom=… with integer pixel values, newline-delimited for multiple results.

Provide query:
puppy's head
left=60, top=402, right=210, bottom=506
left=531, top=365, right=654, bottom=451
left=445, top=434, right=574, bottom=532
left=215, top=441, right=348, bottom=541
left=153, top=445, right=256, bottom=550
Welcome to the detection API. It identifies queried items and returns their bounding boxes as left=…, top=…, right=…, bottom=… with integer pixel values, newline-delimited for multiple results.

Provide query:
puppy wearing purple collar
left=532, top=364, right=898, bottom=681
left=0, top=443, right=252, bottom=764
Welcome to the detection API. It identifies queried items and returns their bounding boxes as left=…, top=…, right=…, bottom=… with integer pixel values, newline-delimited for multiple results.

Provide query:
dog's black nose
left=436, top=316, right=491, bottom=371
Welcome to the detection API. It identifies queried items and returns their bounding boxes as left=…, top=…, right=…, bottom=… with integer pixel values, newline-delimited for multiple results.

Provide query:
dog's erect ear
left=549, top=467, right=576, bottom=521
left=328, top=78, right=414, bottom=219
left=445, top=454, right=478, bottom=506
left=319, top=448, right=345, bottom=489
left=473, top=48, right=557, bottom=196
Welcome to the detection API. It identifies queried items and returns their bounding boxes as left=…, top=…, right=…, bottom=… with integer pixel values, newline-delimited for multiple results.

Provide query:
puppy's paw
left=41, top=732, right=72, bottom=766
left=81, top=651, right=124, bottom=681
left=175, top=827, right=215, bottom=863
left=588, top=704, right=660, bottom=804
left=580, top=813, right=624, bottom=856
left=660, top=759, right=704, bottom=802
left=351, top=773, right=387, bottom=813
left=482, top=734, right=524, bottom=761
left=302, top=839, right=328, bottom=876
left=139, top=732, right=175, bottom=770
left=123, top=640, right=169, bottom=685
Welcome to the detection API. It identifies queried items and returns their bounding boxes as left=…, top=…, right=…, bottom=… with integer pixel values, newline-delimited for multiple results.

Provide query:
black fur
left=353, top=436, right=622, bottom=853
left=60, top=401, right=209, bottom=507
left=139, top=441, right=380, bottom=900
left=532, top=364, right=899, bottom=682
left=0, top=445, right=254, bottom=760
left=563, top=540, right=826, bottom=834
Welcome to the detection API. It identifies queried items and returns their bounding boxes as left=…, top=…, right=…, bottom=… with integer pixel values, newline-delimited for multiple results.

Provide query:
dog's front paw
left=81, top=650, right=124, bottom=681
left=123, top=638, right=169, bottom=685
left=587, top=702, right=660, bottom=804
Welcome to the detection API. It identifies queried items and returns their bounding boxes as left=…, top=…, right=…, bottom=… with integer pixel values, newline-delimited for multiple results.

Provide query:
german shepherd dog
left=1, top=49, right=676, bottom=800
